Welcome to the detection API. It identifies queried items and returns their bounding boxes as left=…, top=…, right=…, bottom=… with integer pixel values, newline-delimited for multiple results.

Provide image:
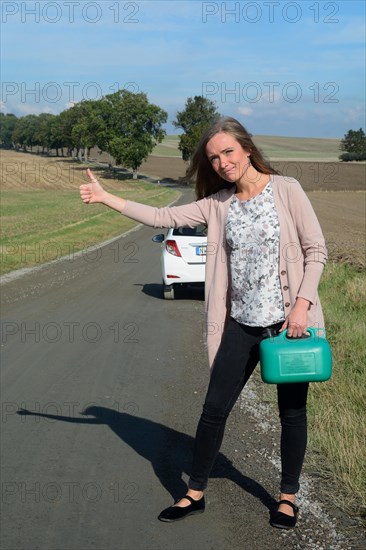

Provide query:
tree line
left=1, top=90, right=365, bottom=174
left=0, top=92, right=220, bottom=178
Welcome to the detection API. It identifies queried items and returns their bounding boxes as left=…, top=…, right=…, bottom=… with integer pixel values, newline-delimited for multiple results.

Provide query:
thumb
left=87, top=168, right=97, bottom=182
left=86, top=169, right=103, bottom=190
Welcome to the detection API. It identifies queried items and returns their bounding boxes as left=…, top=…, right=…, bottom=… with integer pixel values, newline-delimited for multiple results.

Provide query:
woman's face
left=206, top=132, right=250, bottom=183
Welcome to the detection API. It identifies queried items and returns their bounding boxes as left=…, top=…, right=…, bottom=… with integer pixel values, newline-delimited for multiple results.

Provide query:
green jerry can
left=259, top=328, right=332, bottom=384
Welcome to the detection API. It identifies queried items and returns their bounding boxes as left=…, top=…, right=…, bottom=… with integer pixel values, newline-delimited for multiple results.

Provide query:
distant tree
left=0, top=113, right=18, bottom=148
left=339, top=128, right=366, bottom=161
left=12, top=114, right=41, bottom=151
left=33, top=113, right=56, bottom=153
left=173, top=96, right=220, bottom=161
left=58, top=106, right=81, bottom=156
left=98, top=90, right=167, bottom=178
left=47, top=115, right=67, bottom=156
left=2, top=89, right=167, bottom=176
left=71, top=100, right=105, bottom=162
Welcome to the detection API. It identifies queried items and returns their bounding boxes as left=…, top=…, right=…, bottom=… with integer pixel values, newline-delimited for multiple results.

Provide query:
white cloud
left=11, top=103, right=55, bottom=115
left=238, top=107, right=253, bottom=116
left=311, top=21, right=366, bottom=45
left=339, top=105, right=366, bottom=124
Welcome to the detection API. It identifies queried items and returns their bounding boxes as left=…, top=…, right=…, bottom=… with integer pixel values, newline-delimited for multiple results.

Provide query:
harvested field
left=121, top=155, right=366, bottom=268
left=1, top=149, right=365, bottom=269
left=152, top=134, right=342, bottom=161
left=135, top=157, right=366, bottom=267
left=89, top=151, right=365, bottom=191
left=1, top=149, right=87, bottom=190
left=308, top=191, right=365, bottom=268
left=5, top=143, right=364, bottom=191
left=136, top=157, right=365, bottom=192
left=129, top=155, right=365, bottom=268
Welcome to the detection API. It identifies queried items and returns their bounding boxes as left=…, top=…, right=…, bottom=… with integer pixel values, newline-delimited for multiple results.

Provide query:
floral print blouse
left=225, top=180, right=285, bottom=327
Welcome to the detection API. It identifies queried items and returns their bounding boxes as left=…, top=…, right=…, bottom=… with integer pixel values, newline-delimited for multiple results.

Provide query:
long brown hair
left=184, top=117, right=280, bottom=200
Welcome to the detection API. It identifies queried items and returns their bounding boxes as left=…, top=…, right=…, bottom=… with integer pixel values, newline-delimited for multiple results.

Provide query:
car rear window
left=172, top=225, right=207, bottom=237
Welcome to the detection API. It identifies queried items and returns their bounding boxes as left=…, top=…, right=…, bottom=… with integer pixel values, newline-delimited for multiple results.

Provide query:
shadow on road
left=17, top=406, right=276, bottom=512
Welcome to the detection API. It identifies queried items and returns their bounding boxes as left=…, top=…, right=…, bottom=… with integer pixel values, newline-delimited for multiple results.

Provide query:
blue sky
left=1, top=0, right=365, bottom=137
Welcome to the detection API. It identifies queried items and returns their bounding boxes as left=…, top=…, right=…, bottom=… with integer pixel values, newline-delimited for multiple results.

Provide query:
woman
left=80, top=117, right=327, bottom=529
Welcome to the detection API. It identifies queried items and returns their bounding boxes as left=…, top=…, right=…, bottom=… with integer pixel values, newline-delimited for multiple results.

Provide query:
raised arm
left=79, top=169, right=209, bottom=229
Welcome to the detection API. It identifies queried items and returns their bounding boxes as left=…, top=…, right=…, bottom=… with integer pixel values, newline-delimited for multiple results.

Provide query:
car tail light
left=165, top=240, right=181, bottom=257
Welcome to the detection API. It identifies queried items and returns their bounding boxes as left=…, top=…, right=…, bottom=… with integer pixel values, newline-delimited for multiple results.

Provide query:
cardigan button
left=285, top=302, right=290, bottom=307
left=281, top=270, right=286, bottom=276
left=283, top=285, right=289, bottom=291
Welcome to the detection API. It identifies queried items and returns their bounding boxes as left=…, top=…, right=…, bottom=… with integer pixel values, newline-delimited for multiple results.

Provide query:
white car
left=152, top=225, right=207, bottom=299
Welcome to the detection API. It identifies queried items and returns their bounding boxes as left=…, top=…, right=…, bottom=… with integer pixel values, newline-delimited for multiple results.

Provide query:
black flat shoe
left=158, top=495, right=205, bottom=522
left=269, top=499, right=299, bottom=530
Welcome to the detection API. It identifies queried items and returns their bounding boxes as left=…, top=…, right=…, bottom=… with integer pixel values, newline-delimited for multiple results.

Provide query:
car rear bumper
left=162, top=258, right=206, bottom=286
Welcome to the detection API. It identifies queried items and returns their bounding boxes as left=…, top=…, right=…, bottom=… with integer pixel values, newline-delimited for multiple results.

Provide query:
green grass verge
left=150, top=144, right=182, bottom=157
left=308, top=262, right=366, bottom=515
left=0, top=181, right=180, bottom=275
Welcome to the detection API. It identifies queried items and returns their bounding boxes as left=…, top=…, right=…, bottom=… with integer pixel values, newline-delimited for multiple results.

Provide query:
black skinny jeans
left=188, top=317, right=309, bottom=494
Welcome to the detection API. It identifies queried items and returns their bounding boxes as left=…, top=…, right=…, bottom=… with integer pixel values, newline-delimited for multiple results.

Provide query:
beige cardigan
left=122, top=176, right=327, bottom=367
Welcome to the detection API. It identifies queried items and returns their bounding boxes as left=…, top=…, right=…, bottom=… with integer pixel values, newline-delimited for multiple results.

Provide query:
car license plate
left=196, top=246, right=207, bottom=256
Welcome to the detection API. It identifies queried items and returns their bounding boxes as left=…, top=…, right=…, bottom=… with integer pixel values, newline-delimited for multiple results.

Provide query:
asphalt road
left=1, top=189, right=364, bottom=550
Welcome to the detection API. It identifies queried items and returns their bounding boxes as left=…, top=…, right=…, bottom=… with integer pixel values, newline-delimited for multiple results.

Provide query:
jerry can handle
left=280, top=327, right=326, bottom=341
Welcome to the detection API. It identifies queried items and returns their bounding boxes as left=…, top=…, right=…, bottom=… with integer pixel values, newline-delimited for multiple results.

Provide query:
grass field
left=152, top=136, right=182, bottom=157
left=0, top=157, right=180, bottom=275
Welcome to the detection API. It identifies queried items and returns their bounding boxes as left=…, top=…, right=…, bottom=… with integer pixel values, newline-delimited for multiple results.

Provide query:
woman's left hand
left=279, top=297, right=310, bottom=337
